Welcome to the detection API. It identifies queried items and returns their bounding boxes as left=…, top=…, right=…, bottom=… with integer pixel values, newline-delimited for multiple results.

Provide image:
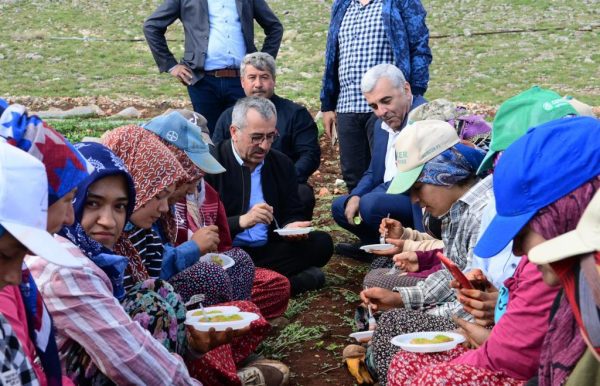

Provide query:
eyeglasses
left=248, top=131, right=279, bottom=146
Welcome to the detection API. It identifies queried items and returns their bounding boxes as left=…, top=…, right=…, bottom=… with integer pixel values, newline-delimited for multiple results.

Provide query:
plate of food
left=390, top=331, right=465, bottom=353
left=186, top=306, right=240, bottom=321
left=274, top=227, right=313, bottom=236
left=349, top=330, right=374, bottom=343
left=185, top=311, right=260, bottom=332
left=359, top=243, right=394, bottom=252
left=200, top=253, right=235, bottom=269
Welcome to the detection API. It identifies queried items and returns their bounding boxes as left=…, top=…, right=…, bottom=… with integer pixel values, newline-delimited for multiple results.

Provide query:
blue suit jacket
left=351, top=95, right=427, bottom=197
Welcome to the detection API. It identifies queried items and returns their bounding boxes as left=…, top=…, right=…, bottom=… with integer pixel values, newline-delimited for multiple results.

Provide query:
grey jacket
left=144, top=0, right=283, bottom=84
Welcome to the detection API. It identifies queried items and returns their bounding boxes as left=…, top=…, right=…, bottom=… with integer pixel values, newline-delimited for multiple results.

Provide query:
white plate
left=186, top=306, right=240, bottom=321
left=349, top=330, right=374, bottom=342
left=200, top=253, right=235, bottom=269
left=185, top=311, right=260, bottom=332
left=390, top=331, right=465, bottom=353
left=359, top=243, right=394, bottom=252
left=274, top=227, right=313, bottom=236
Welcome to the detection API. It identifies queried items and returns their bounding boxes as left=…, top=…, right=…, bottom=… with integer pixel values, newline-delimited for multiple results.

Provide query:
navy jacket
left=351, top=95, right=427, bottom=197
left=320, top=0, right=431, bottom=111
left=212, top=94, right=320, bottom=183
left=144, top=0, right=283, bottom=85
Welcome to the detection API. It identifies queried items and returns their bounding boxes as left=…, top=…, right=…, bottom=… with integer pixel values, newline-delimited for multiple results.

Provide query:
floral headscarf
left=103, top=125, right=187, bottom=285
left=417, top=143, right=485, bottom=187
left=58, top=142, right=136, bottom=300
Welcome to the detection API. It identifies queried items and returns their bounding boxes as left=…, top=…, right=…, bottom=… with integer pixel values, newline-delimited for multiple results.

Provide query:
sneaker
left=237, top=359, right=290, bottom=386
left=289, top=266, right=325, bottom=295
left=334, top=242, right=374, bottom=262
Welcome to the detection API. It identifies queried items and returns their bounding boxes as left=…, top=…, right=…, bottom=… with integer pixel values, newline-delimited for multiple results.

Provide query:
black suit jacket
left=205, top=139, right=306, bottom=238
left=212, top=94, right=320, bottom=183
left=144, top=0, right=283, bottom=84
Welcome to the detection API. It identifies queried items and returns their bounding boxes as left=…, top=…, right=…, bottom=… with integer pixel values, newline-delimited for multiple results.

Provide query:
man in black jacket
left=213, top=52, right=320, bottom=219
left=206, top=96, right=333, bottom=295
left=143, top=0, right=283, bottom=134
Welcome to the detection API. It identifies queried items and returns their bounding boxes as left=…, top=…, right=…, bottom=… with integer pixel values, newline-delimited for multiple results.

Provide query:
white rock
left=112, top=107, right=141, bottom=118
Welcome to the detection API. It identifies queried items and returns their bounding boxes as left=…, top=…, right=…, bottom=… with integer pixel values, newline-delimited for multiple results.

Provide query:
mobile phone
left=436, top=251, right=473, bottom=290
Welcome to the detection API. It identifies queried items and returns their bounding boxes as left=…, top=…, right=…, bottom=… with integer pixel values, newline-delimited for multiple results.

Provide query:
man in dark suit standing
left=143, top=0, right=283, bottom=134
left=332, top=64, right=426, bottom=259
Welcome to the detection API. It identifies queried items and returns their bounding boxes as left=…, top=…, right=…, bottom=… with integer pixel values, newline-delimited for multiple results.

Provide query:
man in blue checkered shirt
left=320, top=0, right=432, bottom=191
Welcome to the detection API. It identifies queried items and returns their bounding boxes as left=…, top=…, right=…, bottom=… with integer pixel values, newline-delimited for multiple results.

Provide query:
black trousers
left=298, top=183, right=316, bottom=220
left=242, top=231, right=333, bottom=277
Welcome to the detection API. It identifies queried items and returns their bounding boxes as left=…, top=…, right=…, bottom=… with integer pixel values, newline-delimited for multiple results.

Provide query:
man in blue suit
left=332, top=64, right=426, bottom=259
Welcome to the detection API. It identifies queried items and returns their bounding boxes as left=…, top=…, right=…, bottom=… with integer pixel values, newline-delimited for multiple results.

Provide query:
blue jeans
left=336, top=112, right=378, bottom=191
left=187, top=75, right=246, bottom=135
left=331, top=183, right=423, bottom=244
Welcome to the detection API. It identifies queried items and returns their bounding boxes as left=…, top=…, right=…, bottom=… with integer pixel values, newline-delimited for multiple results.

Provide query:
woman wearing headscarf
left=385, top=117, right=600, bottom=385
left=103, top=125, right=287, bottom=386
left=143, top=111, right=290, bottom=320
left=527, top=189, right=600, bottom=385
left=0, top=99, right=92, bottom=386
left=353, top=120, right=489, bottom=383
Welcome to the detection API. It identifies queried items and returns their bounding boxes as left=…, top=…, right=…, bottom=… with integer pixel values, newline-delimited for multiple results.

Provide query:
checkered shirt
left=394, top=175, right=494, bottom=318
left=336, top=0, right=394, bottom=113
left=0, top=313, right=40, bottom=386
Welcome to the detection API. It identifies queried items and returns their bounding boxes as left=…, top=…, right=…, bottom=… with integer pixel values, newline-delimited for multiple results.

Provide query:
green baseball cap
left=477, top=86, right=578, bottom=174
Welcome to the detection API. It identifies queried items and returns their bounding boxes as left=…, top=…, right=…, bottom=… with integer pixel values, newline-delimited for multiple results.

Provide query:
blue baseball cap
left=143, top=112, right=225, bottom=174
left=475, top=116, right=600, bottom=258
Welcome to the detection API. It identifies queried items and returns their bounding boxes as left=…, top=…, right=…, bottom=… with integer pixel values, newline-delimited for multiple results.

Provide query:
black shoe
left=289, top=267, right=326, bottom=295
left=334, top=242, right=374, bottom=262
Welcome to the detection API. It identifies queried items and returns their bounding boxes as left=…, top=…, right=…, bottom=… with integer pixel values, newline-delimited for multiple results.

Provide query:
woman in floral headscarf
left=103, top=125, right=285, bottom=386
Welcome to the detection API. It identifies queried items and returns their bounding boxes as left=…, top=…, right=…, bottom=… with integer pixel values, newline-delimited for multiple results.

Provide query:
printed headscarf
left=529, top=177, right=600, bottom=385
left=103, top=125, right=187, bottom=285
left=102, top=125, right=187, bottom=210
left=417, top=143, right=485, bottom=187
left=58, top=142, right=136, bottom=300
left=0, top=98, right=92, bottom=205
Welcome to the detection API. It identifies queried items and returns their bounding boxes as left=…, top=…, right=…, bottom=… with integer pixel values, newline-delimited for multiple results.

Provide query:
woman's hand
left=452, top=316, right=491, bottom=349
left=393, top=251, right=419, bottom=272
left=371, top=238, right=405, bottom=256
left=450, top=269, right=498, bottom=326
left=186, top=325, right=250, bottom=354
left=360, top=287, right=403, bottom=312
left=379, top=218, right=404, bottom=240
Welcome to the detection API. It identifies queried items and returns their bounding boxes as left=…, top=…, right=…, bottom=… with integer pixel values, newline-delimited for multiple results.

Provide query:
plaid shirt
left=394, top=175, right=494, bottom=318
left=0, top=313, right=40, bottom=386
left=336, top=0, right=394, bottom=113
left=27, top=236, right=202, bottom=386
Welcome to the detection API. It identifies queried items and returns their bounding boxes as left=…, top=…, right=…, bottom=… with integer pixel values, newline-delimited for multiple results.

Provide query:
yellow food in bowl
left=409, top=335, right=453, bottom=345
left=209, top=254, right=225, bottom=266
left=191, top=310, right=222, bottom=316
left=199, top=314, right=244, bottom=323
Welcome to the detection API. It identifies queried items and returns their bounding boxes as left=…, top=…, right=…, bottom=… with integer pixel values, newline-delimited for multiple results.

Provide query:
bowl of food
left=390, top=331, right=465, bottom=353
left=200, top=253, right=235, bottom=269
left=274, top=227, right=313, bottom=236
left=359, top=243, right=394, bottom=252
left=185, top=306, right=240, bottom=321
left=185, top=311, right=260, bottom=332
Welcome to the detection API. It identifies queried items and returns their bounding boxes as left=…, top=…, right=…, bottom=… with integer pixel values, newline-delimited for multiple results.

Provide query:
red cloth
left=251, top=268, right=290, bottom=319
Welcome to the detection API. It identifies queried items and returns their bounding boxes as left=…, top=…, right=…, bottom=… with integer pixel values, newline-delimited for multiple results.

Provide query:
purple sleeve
left=407, top=249, right=442, bottom=278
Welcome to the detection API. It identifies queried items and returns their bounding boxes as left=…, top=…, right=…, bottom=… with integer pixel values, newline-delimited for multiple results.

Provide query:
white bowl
left=390, top=331, right=465, bottom=353
left=185, top=306, right=241, bottom=321
left=359, top=243, right=394, bottom=252
left=185, top=311, right=260, bottom=332
left=199, top=253, right=235, bottom=269
left=349, top=330, right=374, bottom=342
left=274, top=227, right=313, bottom=236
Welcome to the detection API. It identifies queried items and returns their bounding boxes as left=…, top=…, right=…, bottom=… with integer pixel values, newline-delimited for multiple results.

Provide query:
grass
left=1, top=0, right=598, bottom=108
left=257, top=322, right=326, bottom=360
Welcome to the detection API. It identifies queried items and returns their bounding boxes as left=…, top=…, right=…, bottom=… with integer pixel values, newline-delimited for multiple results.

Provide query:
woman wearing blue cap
left=385, top=116, right=600, bottom=385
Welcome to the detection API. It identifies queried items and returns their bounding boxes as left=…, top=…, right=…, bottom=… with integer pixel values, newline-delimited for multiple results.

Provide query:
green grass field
left=1, top=0, right=598, bottom=110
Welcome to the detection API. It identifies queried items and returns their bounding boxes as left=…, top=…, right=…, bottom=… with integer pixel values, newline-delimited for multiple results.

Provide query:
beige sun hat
left=529, top=190, right=600, bottom=264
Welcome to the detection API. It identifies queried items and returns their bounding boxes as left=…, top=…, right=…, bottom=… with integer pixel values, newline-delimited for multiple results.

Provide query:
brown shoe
left=238, top=359, right=289, bottom=386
